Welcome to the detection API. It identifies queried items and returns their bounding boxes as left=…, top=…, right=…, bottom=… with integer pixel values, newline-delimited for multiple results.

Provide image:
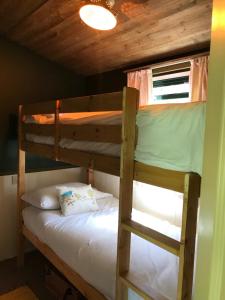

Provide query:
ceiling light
left=79, top=1, right=117, bottom=31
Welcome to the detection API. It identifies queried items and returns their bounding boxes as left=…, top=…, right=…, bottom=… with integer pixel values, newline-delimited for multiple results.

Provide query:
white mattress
left=23, top=197, right=180, bottom=300
left=25, top=102, right=206, bottom=174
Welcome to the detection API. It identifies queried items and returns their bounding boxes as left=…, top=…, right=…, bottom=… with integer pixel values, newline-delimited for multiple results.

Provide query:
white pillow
left=58, top=185, right=99, bottom=216
left=21, top=182, right=112, bottom=210
left=92, top=188, right=113, bottom=200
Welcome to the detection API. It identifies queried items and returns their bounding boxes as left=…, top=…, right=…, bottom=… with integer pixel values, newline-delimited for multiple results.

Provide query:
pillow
left=21, top=182, right=112, bottom=210
left=58, top=185, right=98, bottom=216
left=92, top=188, right=113, bottom=200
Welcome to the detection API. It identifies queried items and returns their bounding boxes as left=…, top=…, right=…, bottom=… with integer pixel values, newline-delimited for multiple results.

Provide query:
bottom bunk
left=22, top=194, right=180, bottom=300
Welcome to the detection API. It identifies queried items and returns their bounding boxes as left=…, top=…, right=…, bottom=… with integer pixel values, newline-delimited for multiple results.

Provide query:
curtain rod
left=123, top=51, right=209, bottom=73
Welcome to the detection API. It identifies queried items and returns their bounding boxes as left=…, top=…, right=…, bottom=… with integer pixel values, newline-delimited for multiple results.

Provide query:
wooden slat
left=58, top=148, right=120, bottom=177
left=22, top=141, right=55, bottom=160
left=152, top=61, right=191, bottom=75
left=0, top=0, right=48, bottom=33
left=22, top=100, right=56, bottom=115
left=134, top=161, right=186, bottom=193
left=122, top=220, right=180, bottom=256
left=120, top=272, right=169, bottom=300
left=120, top=275, right=153, bottom=300
left=22, top=226, right=107, bottom=300
left=116, top=87, right=139, bottom=300
left=177, top=173, right=201, bottom=300
left=60, top=124, right=122, bottom=143
left=93, top=154, right=120, bottom=177
left=23, top=123, right=54, bottom=136
left=60, top=92, right=123, bottom=113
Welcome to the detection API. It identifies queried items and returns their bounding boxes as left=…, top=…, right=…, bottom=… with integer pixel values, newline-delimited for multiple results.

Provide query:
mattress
left=25, top=102, right=206, bottom=175
left=23, top=196, right=180, bottom=300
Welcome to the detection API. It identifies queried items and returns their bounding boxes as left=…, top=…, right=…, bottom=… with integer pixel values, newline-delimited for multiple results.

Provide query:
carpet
left=0, top=286, right=38, bottom=300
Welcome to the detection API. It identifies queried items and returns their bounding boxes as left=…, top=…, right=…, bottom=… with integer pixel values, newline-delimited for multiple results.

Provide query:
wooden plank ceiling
left=0, top=0, right=212, bottom=76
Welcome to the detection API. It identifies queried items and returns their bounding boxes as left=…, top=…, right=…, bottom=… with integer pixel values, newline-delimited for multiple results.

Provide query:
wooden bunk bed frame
left=17, top=87, right=201, bottom=300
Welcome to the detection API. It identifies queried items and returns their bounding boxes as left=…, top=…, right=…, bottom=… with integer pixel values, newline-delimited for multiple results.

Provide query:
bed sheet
left=23, top=197, right=180, bottom=300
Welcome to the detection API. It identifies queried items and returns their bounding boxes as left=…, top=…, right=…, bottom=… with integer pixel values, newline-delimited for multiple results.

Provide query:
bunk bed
left=17, top=87, right=202, bottom=300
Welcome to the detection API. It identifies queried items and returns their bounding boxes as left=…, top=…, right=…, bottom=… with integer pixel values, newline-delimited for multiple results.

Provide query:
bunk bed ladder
left=116, top=91, right=201, bottom=299
left=117, top=173, right=200, bottom=299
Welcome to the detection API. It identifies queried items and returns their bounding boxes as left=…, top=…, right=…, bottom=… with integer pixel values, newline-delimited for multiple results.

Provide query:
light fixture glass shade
left=79, top=4, right=117, bottom=30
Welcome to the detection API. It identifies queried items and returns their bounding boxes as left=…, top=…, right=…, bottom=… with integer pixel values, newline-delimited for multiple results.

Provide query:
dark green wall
left=0, top=37, right=85, bottom=175
left=86, top=68, right=127, bottom=94
left=85, top=48, right=210, bottom=95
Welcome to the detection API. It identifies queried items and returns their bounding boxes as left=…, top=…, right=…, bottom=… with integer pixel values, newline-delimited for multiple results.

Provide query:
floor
left=0, top=251, right=54, bottom=300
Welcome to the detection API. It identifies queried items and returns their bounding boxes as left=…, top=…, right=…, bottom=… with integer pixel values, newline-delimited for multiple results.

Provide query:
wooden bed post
left=177, top=173, right=201, bottom=300
left=17, top=105, right=26, bottom=267
left=54, top=99, right=60, bottom=160
left=87, top=167, right=94, bottom=186
left=116, top=87, right=139, bottom=300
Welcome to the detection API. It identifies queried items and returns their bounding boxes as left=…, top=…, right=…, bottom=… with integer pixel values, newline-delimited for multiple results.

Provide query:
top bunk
left=19, top=87, right=205, bottom=193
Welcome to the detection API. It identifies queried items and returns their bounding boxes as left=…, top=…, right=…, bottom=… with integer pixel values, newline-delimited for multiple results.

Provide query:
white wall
left=94, top=171, right=183, bottom=226
left=0, top=167, right=85, bottom=261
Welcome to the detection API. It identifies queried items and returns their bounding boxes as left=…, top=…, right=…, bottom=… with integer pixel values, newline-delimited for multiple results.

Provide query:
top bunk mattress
left=25, top=102, right=206, bottom=175
left=22, top=197, right=180, bottom=300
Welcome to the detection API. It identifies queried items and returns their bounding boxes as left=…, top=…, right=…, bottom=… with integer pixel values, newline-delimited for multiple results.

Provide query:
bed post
left=116, top=87, right=139, bottom=300
left=17, top=105, right=25, bottom=267
left=177, top=173, right=201, bottom=299
left=54, top=100, right=60, bottom=160
left=87, top=167, right=94, bottom=186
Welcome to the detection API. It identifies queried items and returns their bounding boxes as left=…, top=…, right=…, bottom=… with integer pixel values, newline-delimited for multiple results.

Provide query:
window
left=149, top=61, right=191, bottom=104
left=127, top=56, right=208, bottom=105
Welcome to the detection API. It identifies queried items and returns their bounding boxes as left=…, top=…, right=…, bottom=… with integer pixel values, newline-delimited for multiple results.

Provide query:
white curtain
left=127, top=69, right=152, bottom=106
left=190, top=55, right=209, bottom=102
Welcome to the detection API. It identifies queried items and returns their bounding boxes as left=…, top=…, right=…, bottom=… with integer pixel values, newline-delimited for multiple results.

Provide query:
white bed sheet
left=26, top=133, right=121, bottom=157
left=23, top=197, right=180, bottom=300
left=25, top=102, right=206, bottom=175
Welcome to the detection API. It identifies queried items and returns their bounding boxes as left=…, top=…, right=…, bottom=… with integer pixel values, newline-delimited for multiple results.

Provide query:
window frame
left=148, top=61, right=192, bottom=105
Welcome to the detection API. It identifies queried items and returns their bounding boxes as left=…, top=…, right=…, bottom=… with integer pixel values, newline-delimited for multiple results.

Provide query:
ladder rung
left=120, top=272, right=169, bottom=300
left=121, top=220, right=180, bottom=256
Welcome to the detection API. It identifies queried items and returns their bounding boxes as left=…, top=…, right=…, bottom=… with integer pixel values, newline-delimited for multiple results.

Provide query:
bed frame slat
left=60, top=124, right=122, bottom=143
left=120, top=272, right=169, bottom=300
left=22, top=226, right=107, bottom=300
left=121, top=220, right=180, bottom=256
left=23, top=123, right=55, bottom=136
left=58, top=148, right=120, bottom=177
left=22, top=141, right=55, bottom=159
left=60, top=91, right=123, bottom=113
left=134, top=161, right=185, bottom=193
